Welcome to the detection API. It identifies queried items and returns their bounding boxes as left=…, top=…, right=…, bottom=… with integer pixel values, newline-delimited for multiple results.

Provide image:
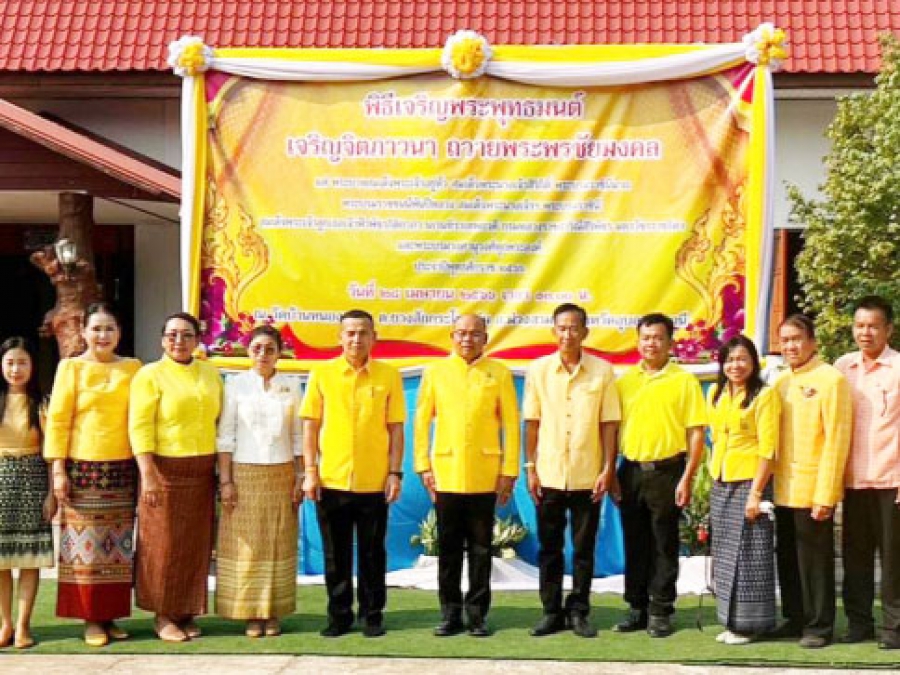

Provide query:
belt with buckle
left=627, top=454, right=685, bottom=472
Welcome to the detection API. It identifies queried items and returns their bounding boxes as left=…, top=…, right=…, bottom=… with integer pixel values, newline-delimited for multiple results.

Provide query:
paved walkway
left=0, top=656, right=880, bottom=674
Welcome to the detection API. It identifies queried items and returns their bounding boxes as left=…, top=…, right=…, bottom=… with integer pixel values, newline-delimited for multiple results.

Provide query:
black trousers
left=775, top=506, right=835, bottom=639
left=537, top=488, right=600, bottom=617
left=842, top=488, right=900, bottom=637
left=435, top=491, right=496, bottom=622
left=316, top=488, right=388, bottom=625
left=617, top=456, right=684, bottom=617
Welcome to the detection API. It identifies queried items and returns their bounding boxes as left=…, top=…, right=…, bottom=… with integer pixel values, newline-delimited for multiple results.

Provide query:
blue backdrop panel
left=300, top=373, right=626, bottom=577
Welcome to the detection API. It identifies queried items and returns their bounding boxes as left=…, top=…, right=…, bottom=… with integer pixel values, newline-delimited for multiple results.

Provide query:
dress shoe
left=647, top=615, right=673, bottom=638
left=879, top=631, right=900, bottom=650
left=613, top=608, right=648, bottom=633
left=363, top=621, right=386, bottom=638
left=765, top=621, right=803, bottom=639
left=468, top=620, right=491, bottom=637
left=839, top=625, right=875, bottom=643
left=570, top=613, right=598, bottom=638
left=320, top=622, right=352, bottom=638
left=799, top=634, right=830, bottom=649
left=433, top=619, right=465, bottom=637
left=530, top=614, right=567, bottom=637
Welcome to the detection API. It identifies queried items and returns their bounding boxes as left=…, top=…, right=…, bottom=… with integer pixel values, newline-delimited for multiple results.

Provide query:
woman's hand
left=219, top=482, right=237, bottom=513
left=52, top=471, right=70, bottom=507
left=141, top=472, right=164, bottom=508
left=42, top=492, right=58, bottom=521
left=745, top=492, right=762, bottom=521
left=291, top=475, right=304, bottom=509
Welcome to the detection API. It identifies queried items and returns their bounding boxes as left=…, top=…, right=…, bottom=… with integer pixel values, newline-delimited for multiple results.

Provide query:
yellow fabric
left=707, top=384, right=780, bottom=482
left=300, top=357, right=406, bottom=492
left=128, top=356, right=222, bottom=457
left=617, top=361, right=707, bottom=462
left=0, top=393, right=40, bottom=457
left=772, top=357, right=853, bottom=508
left=44, top=358, right=141, bottom=462
left=523, top=352, right=621, bottom=490
left=414, top=354, right=520, bottom=493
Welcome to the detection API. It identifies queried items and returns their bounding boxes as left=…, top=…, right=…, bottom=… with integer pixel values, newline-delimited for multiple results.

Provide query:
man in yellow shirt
left=614, top=313, right=707, bottom=638
left=524, top=303, right=621, bottom=638
left=301, top=309, right=406, bottom=638
left=771, top=314, right=852, bottom=648
left=414, top=313, right=519, bottom=637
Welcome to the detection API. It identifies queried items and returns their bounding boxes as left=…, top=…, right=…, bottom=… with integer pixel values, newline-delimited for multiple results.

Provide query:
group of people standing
left=0, top=296, right=895, bottom=653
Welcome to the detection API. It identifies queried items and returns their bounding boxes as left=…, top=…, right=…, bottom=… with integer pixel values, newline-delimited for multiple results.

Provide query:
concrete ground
left=0, top=656, right=882, bottom=674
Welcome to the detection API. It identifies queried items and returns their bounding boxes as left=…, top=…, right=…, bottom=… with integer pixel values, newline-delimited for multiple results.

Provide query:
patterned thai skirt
left=135, top=454, right=216, bottom=617
left=710, top=479, right=777, bottom=635
left=215, top=462, right=298, bottom=619
left=57, top=459, right=136, bottom=621
left=0, top=454, right=54, bottom=570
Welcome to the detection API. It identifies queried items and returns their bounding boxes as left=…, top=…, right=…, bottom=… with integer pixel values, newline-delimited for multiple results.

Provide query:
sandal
left=264, top=618, right=281, bottom=637
left=105, top=621, right=129, bottom=640
left=84, top=623, right=108, bottom=648
left=246, top=620, right=264, bottom=638
left=154, top=617, right=188, bottom=643
left=181, top=619, right=202, bottom=639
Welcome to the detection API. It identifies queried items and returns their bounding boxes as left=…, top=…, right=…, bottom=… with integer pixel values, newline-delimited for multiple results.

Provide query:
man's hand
left=675, top=475, right=692, bottom=508
left=302, top=471, right=321, bottom=502
left=527, top=467, right=542, bottom=505
left=385, top=474, right=402, bottom=504
left=811, top=504, right=834, bottom=521
left=219, top=482, right=238, bottom=513
left=420, top=470, right=436, bottom=502
left=592, top=469, right=613, bottom=503
left=496, top=475, right=515, bottom=506
left=291, top=475, right=304, bottom=510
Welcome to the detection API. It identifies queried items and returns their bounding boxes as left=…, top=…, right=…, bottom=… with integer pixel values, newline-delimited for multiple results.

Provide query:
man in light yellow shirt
left=771, top=314, right=852, bottom=649
left=613, top=313, right=707, bottom=638
left=301, top=309, right=405, bottom=638
left=524, top=303, right=620, bottom=638
left=414, top=313, right=519, bottom=637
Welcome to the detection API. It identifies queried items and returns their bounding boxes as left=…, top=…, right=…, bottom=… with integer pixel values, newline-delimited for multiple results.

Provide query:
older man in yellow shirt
left=414, top=313, right=519, bottom=637
left=301, top=309, right=405, bottom=639
left=771, top=314, right=852, bottom=649
left=524, top=303, right=620, bottom=638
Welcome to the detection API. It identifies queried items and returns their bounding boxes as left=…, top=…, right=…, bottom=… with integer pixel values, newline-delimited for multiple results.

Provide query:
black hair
left=249, top=324, right=283, bottom=351
left=780, top=313, right=816, bottom=339
left=552, top=303, right=588, bottom=327
left=854, top=295, right=894, bottom=324
left=84, top=301, right=121, bottom=327
left=340, top=309, right=375, bottom=327
left=161, top=311, right=201, bottom=336
left=636, top=312, right=675, bottom=338
left=0, top=337, right=43, bottom=431
left=711, top=335, right=765, bottom=409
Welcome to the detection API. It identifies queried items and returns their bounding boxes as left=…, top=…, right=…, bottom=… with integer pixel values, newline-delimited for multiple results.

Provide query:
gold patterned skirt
left=215, top=462, right=299, bottom=619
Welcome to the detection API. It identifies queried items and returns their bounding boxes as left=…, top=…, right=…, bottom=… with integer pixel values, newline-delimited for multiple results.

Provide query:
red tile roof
left=0, top=1, right=897, bottom=74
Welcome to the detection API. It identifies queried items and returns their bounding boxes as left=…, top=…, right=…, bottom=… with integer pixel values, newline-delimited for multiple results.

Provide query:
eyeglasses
left=163, top=331, right=197, bottom=343
left=249, top=345, right=278, bottom=356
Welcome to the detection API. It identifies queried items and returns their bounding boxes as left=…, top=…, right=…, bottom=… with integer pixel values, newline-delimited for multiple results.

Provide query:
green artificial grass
left=11, top=583, right=899, bottom=668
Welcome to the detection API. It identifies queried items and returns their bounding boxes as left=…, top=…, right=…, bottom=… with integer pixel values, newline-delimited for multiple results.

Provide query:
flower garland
left=441, top=30, right=493, bottom=79
left=743, top=23, right=788, bottom=71
left=168, top=35, right=213, bottom=77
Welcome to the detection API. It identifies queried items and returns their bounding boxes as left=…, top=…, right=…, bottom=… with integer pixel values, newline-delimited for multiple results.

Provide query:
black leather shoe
left=570, top=613, right=598, bottom=638
left=647, top=615, right=673, bottom=638
left=530, top=614, right=567, bottom=637
left=839, top=625, right=875, bottom=643
left=363, top=622, right=386, bottom=638
left=320, top=622, right=352, bottom=638
left=765, top=621, right=803, bottom=639
left=468, top=620, right=492, bottom=637
left=613, top=608, right=648, bottom=633
left=879, top=631, right=900, bottom=650
left=433, top=619, right=465, bottom=637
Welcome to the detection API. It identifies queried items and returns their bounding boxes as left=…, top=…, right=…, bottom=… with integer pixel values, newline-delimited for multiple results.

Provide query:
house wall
left=17, top=96, right=843, bottom=361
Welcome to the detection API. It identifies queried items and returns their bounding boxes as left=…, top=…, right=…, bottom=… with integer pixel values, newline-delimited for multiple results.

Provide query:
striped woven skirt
left=710, top=479, right=777, bottom=635
left=135, top=455, right=216, bottom=617
left=57, top=459, right=136, bottom=621
left=215, top=462, right=298, bottom=619
left=0, top=454, right=54, bottom=570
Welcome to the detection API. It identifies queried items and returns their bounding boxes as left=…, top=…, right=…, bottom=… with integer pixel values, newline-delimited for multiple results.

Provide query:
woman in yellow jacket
left=45, top=302, right=141, bottom=647
left=707, top=335, right=780, bottom=645
left=129, top=312, right=222, bottom=643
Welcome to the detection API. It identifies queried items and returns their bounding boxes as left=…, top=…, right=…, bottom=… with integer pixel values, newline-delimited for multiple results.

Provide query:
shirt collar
left=638, top=359, right=675, bottom=378
left=340, top=355, right=370, bottom=375
left=450, top=352, right=485, bottom=368
left=848, top=346, right=897, bottom=369
left=554, top=351, right=585, bottom=375
left=790, top=355, right=822, bottom=375
left=161, top=354, right=196, bottom=371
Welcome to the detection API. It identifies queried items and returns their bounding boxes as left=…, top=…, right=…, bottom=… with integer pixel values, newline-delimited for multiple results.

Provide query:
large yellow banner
left=197, top=60, right=765, bottom=368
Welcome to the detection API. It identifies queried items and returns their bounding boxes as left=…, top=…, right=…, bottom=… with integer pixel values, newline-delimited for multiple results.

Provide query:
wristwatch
left=389, top=471, right=404, bottom=479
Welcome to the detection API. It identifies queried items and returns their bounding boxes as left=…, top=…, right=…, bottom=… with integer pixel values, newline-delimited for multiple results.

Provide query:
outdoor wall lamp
left=54, top=237, right=78, bottom=279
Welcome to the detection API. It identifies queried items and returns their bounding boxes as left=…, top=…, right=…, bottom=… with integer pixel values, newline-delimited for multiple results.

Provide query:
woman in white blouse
left=215, top=325, right=304, bottom=638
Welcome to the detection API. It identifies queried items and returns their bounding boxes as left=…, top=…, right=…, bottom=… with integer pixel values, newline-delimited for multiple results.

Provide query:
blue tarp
left=299, top=374, right=626, bottom=577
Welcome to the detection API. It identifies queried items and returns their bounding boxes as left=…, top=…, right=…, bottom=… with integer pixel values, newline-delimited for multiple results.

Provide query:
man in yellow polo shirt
left=614, top=313, right=706, bottom=638
left=301, top=309, right=405, bottom=638
left=770, top=314, right=851, bottom=649
left=414, top=313, right=519, bottom=637
left=524, top=303, right=621, bottom=638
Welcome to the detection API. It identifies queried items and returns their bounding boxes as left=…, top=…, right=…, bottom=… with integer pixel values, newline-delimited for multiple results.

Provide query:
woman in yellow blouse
left=707, top=335, right=780, bottom=645
left=129, top=312, right=222, bottom=643
left=45, top=302, right=141, bottom=647
left=0, top=337, right=54, bottom=650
